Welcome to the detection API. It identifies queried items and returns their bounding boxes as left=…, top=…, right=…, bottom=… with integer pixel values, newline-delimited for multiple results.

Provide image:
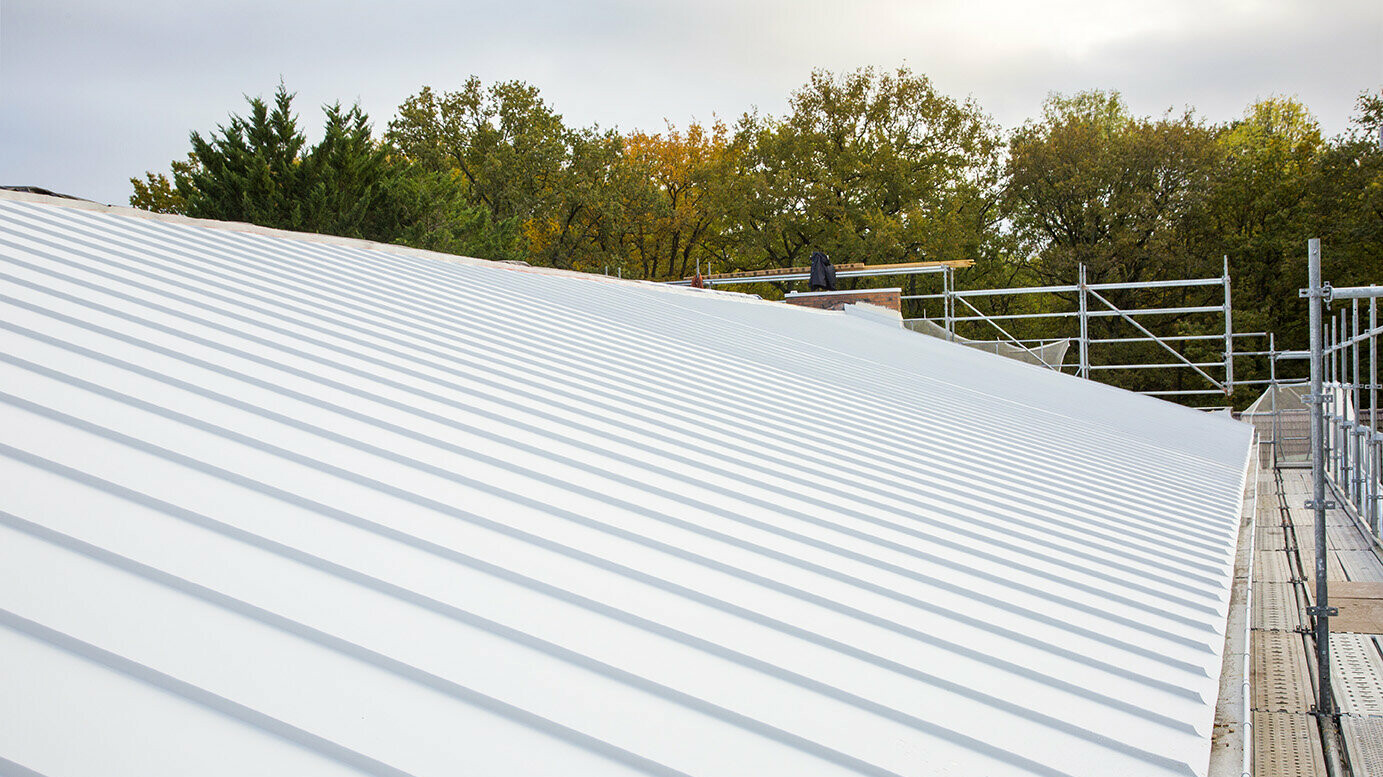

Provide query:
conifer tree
left=178, top=84, right=311, bottom=230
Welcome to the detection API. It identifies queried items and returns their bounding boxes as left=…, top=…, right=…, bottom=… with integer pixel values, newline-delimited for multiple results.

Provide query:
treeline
left=132, top=68, right=1383, bottom=402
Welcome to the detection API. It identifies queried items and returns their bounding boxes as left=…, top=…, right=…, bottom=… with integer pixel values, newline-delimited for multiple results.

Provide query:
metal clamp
left=1301, top=282, right=1335, bottom=302
left=1305, top=499, right=1337, bottom=509
left=1307, top=605, right=1339, bottom=617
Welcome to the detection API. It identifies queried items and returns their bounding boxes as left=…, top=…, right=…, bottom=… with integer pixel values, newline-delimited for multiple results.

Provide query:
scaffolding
left=675, top=259, right=1259, bottom=398
left=904, top=260, right=1247, bottom=397
left=1233, top=238, right=1383, bottom=776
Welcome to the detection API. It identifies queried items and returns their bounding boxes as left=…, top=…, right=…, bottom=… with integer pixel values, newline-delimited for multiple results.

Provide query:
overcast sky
left=3, top=0, right=1380, bottom=205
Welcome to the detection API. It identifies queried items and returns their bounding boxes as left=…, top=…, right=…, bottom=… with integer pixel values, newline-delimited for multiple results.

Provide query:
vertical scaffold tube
left=1224, top=256, right=1234, bottom=394
left=1078, top=264, right=1090, bottom=380
left=1355, top=301, right=1363, bottom=508
left=1372, top=299, right=1379, bottom=534
left=1308, top=238, right=1333, bottom=718
left=1271, top=332, right=1279, bottom=467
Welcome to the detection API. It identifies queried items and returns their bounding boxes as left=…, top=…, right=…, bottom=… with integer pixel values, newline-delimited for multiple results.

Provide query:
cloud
left=2, top=0, right=1378, bottom=204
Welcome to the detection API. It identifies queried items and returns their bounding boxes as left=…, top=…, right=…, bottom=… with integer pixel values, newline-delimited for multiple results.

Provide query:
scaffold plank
left=1252, top=630, right=1314, bottom=712
left=1255, top=550, right=1295, bottom=583
left=1253, top=711, right=1327, bottom=777
left=1341, top=551, right=1383, bottom=583
left=1331, top=634, right=1383, bottom=717
left=1299, top=552, right=1350, bottom=586
left=1330, top=523, right=1375, bottom=551
left=1290, top=508, right=1355, bottom=527
left=1341, top=716, right=1383, bottom=777
left=1257, top=525, right=1288, bottom=551
left=1255, top=582, right=1305, bottom=631
left=1334, top=599, right=1383, bottom=634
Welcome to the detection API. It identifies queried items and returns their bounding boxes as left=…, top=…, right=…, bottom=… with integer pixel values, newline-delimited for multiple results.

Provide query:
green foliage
left=1005, top=90, right=1221, bottom=286
left=619, top=121, right=735, bottom=280
left=129, top=153, right=199, bottom=215
left=129, top=171, right=184, bottom=215
left=176, top=84, right=311, bottom=229
left=1309, top=90, right=1383, bottom=288
left=389, top=79, right=570, bottom=224
left=388, top=79, right=622, bottom=267
left=724, top=67, right=1002, bottom=270
left=999, top=91, right=1229, bottom=394
left=132, top=83, right=517, bottom=260
left=300, top=102, right=399, bottom=239
left=390, top=169, right=524, bottom=261
left=1203, top=97, right=1323, bottom=347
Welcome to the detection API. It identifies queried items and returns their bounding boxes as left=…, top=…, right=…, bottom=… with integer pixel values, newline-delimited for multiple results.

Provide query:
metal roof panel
left=0, top=195, right=1252, bottom=777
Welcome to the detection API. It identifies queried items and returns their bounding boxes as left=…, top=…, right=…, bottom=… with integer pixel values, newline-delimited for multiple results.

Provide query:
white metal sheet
left=0, top=193, right=1254, bottom=777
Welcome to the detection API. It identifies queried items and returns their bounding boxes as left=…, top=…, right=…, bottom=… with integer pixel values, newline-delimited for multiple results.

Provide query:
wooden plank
left=1329, top=582, right=1383, bottom=633
left=698, top=262, right=868, bottom=280
left=686, top=258, right=973, bottom=281
left=1331, top=582, right=1383, bottom=599
left=1333, top=597, right=1383, bottom=634
left=1340, top=550, right=1383, bottom=582
left=851, top=259, right=975, bottom=271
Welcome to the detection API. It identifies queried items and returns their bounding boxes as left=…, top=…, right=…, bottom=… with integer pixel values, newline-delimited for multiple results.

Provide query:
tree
left=1202, top=97, right=1324, bottom=349
left=390, top=169, right=524, bottom=261
left=173, top=83, right=313, bottom=229
left=298, top=102, right=402, bottom=239
left=723, top=67, right=1003, bottom=272
left=130, top=84, right=519, bottom=259
left=388, top=79, right=569, bottom=224
left=129, top=152, right=197, bottom=215
left=1308, top=90, right=1383, bottom=291
left=520, top=126, right=627, bottom=272
left=1005, top=91, right=1221, bottom=287
left=389, top=78, right=639, bottom=270
left=617, top=121, right=734, bottom=280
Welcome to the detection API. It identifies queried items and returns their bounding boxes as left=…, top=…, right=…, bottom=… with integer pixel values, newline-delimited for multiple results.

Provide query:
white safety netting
left=905, top=318, right=1070, bottom=369
left=1240, top=382, right=1312, bottom=462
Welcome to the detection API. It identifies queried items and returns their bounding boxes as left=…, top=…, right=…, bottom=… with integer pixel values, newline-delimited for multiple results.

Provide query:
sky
left=2, top=0, right=1380, bottom=206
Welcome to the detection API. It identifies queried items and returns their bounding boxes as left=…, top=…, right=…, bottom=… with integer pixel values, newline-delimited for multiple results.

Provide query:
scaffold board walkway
left=1264, top=468, right=1383, bottom=775
left=1251, top=468, right=1327, bottom=777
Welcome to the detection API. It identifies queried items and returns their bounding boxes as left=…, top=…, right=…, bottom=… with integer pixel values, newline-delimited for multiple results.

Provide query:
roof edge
left=0, top=187, right=503, bottom=268
left=0, top=188, right=761, bottom=301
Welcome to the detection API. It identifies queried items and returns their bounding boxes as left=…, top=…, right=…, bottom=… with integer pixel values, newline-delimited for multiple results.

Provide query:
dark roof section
left=0, top=186, right=95, bottom=202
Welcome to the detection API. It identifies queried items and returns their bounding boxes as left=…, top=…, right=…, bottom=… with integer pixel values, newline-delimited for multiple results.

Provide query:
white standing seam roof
left=0, top=192, right=1252, bottom=777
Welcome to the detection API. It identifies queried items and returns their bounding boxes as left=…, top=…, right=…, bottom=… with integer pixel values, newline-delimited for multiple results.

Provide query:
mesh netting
left=1240, top=382, right=1312, bottom=462
left=905, top=318, right=1070, bottom=369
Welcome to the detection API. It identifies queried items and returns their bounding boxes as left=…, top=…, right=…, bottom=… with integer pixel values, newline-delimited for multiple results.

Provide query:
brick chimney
left=784, top=288, right=902, bottom=313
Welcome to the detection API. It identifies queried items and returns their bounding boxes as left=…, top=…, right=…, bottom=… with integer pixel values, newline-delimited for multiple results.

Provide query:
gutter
left=1241, top=437, right=1260, bottom=777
